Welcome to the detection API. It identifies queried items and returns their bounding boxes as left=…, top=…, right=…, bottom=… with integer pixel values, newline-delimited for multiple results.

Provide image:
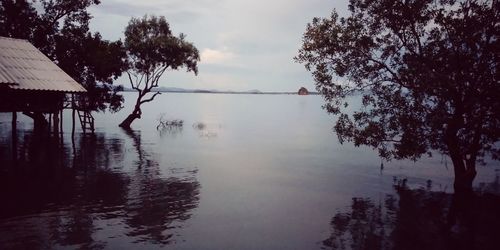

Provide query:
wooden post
left=12, top=112, right=17, bottom=162
left=48, top=113, right=52, bottom=134
left=53, top=111, right=59, bottom=135
left=81, top=110, right=86, bottom=136
left=11, top=111, right=16, bottom=130
left=72, top=94, right=76, bottom=156
left=72, top=94, right=76, bottom=139
left=59, top=108, right=63, bottom=145
left=60, top=108, right=64, bottom=140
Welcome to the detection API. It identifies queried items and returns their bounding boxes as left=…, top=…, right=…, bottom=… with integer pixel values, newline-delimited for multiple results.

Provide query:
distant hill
left=246, top=89, right=262, bottom=94
left=158, top=87, right=187, bottom=92
left=121, top=86, right=319, bottom=95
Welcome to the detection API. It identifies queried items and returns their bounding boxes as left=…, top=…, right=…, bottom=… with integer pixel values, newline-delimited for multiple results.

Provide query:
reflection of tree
left=0, top=126, right=201, bottom=248
left=73, top=134, right=125, bottom=171
left=122, top=128, right=200, bottom=244
left=48, top=209, right=106, bottom=250
left=322, top=179, right=500, bottom=250
left=122, top=128, right=148, bottom=168
left=323, top=197, right=388, bottom=250
left=0, top=131, right=128, bottom=249
left=125, top=174, right=200, bottom=244
left=158, top=125, right=183, bottom=138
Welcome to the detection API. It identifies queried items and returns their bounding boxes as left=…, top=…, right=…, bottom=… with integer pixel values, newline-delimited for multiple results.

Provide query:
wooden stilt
left=53, top=111, right=59, bottom=135
left=60, top=109, right=63, bottom=134
left=12, top=112, right=17, bottom=162
left=59, top=108, right=63, bottom=145
left=48, top=113, right=52, bottom=134
left=72, top=95, right=76, bottom=156
left=72, top=94, right=76, bottom=139
left=11, top=111, right=16, bottom=130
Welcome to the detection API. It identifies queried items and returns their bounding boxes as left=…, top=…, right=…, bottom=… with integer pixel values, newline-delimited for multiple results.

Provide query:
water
left=0, top=92, right=498, bottom=249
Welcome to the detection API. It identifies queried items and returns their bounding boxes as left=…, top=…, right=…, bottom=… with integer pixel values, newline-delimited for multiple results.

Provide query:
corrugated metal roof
left=0, top=36, right=86, bottom=93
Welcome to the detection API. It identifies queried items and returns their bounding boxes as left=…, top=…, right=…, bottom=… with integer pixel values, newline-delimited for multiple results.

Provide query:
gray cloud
left=89, top=0, right=349, bottom=92
left=92, top=0, right=207, bottom=23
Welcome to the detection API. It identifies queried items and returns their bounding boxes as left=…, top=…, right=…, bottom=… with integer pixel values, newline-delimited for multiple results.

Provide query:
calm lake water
left=0, top=92, right=498, bottom=249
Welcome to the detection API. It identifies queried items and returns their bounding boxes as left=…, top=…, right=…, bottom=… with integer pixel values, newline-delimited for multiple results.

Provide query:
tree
left=119, top=15, right=199, bottom=129
left=0, top=0, right=127, bottom=112
left=295, top=0, right=499, bottom=192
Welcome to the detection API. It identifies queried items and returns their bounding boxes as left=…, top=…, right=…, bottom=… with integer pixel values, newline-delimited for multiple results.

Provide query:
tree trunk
left=445, top=124, right=477, bottom=193
left=449, top=152, right=477, bottom=193
left=119, top=106, right=141, bottom=129
left=119, top=89, right=151, bottom=129
left=446, top=133, right=477, bottom=193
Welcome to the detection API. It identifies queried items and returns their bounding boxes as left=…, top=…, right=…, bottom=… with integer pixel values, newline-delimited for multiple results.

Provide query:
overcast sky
left=88, top=0, right=349, bottom=92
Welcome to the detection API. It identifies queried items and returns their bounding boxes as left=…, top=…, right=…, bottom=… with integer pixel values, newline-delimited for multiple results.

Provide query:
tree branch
left=364, top=54, right=407, bottom=88
left=151, top=65, right=168, bottom=87
left=140, top=91, right=162, bottom=104
left=127, top=71, right=141, bottom=92
left=410, top=23, right=423, bottom=55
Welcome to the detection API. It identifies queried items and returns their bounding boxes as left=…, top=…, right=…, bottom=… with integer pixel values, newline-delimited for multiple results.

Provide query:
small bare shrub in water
left=157, top=114, right=183, bottom=130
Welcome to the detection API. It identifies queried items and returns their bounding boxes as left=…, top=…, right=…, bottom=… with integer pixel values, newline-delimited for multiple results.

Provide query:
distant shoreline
left=120, top=87, right=320, bottom=95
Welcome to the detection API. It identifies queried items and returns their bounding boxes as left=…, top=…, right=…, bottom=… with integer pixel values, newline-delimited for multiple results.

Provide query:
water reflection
left=192, top=122, right=221, bottom=138
left=322, top=178, right=500, bottom=250
left=0, top=127, right=200, bottom=248
left=122, top=128, right=200, bottom=244
left=157, top=124, right=184, bottom=138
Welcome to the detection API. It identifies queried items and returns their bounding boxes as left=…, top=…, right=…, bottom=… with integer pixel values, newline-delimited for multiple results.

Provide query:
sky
left=88, top=0, right=349, bottom=92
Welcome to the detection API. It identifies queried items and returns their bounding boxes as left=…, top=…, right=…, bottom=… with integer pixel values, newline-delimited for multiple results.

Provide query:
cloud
left=91, top=0, right=221, bottom=19
left=89, top=0, right=350, bottom=91
left=200, top=48, right=235, bottom=65
left=196, top=73, right=249, bottom=90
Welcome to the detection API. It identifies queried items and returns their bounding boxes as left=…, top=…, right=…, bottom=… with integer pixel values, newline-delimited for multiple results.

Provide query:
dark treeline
left=0, top=1, right=200, bottom=128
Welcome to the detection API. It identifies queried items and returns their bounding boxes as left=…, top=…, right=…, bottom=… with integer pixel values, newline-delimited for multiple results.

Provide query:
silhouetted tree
left=0, top=0, right=127, bottom=112
left=296, top=0, right=500, bottom=192
left=119, top=15, right=199, bottom=128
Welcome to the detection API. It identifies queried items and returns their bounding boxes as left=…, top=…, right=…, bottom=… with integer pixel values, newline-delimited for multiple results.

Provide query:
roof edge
left=0, top=36, right=30, bottom=42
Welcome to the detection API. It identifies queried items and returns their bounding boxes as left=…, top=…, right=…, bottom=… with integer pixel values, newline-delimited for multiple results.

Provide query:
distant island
left=298, top=87, right=309, bottom=95
left=121, top=86, right=319, bottom=95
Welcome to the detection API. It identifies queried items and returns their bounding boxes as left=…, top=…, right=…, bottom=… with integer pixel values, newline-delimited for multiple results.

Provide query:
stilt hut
left=0, top=36, right=89, bottom=133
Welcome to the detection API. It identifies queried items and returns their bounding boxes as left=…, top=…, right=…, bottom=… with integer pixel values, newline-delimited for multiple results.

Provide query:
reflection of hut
left=298, top=87, right=309, bottom=95
left=0, top=36, right=91, bottom=134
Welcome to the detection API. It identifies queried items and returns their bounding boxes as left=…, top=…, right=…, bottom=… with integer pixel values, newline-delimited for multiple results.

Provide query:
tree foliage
left=296, top=0, right=499, bottom=190
left=119, top=15, right=199, bottom=128
left=0, top=0, right=127, bottom=112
